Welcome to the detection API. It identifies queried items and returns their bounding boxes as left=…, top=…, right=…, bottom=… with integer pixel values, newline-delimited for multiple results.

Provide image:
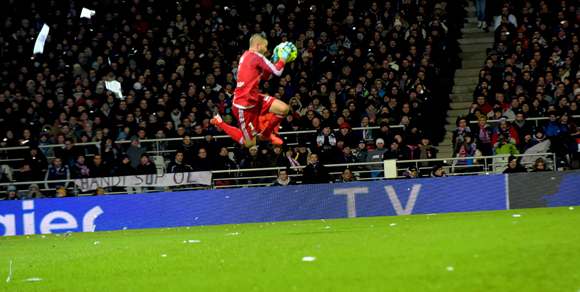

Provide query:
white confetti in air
left=446, top=266, right=454, bottom=271
left=390, top=223, right=396, bottom=226
left=188, top=240, right=201, bottom=243
left=123, top=227, right=127, bottom=230
left=161, top=254, right=167, bottom=257
left=33, top=24, right=49, bottom=54
left=302, top=257, right=316, bottom=262
left=570, top=207, right=574, bottom=210
left=226, top=196, right=229, bottom=198
left=195, top=217, right=198, bottom=220
left=6, top=261, right=12, bottom=282
left=80, top=8, right=96, bottom=18
left=94, top=241, right=100, bottom=245
left=512, top=214, right=521, bottom=217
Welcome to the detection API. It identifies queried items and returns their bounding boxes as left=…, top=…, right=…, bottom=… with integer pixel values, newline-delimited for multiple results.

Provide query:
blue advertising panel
left=0, top=175, right=508, bottom=236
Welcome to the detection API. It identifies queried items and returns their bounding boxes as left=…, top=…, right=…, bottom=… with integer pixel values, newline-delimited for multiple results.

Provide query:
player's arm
left=259, top=55, right=285, bottom=79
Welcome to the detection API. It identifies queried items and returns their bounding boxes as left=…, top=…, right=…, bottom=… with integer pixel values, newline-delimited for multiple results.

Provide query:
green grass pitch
left=0, top=207, right=579, bottom=291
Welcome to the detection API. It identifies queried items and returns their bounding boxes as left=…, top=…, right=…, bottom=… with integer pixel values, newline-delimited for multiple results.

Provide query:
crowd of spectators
left=452, top=0, right=580, bottom=172
left=0, top=0, right=462, bottom=199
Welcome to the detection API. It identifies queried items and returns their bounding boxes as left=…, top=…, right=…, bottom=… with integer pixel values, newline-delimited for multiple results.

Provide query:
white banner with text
left=74, top=172, right=213, bottom=191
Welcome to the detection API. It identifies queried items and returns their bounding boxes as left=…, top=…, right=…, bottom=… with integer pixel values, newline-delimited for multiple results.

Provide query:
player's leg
left=210, top=114, right=246, bottom=145
left=259, top=96, right=288, bottom=145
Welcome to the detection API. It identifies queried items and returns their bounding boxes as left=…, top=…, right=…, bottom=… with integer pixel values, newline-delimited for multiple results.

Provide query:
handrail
left=0, top=125, right=402, bottom=151
left=467, top=115, right=580, bottom=124
left=0, top=152, right=555, bottom=191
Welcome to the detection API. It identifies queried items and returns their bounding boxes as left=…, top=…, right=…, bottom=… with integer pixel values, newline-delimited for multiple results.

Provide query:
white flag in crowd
left=105, top=80, right=123, bottom=99
left=33, top=24, right=50, bottom=54
left=80, top=8, right=96, bottom=19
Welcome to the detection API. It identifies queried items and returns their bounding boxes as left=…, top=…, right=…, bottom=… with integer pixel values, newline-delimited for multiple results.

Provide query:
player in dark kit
left=211, top=34, right=295, bottom=147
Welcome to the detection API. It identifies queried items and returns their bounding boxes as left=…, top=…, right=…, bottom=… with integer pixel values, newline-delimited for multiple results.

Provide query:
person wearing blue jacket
left=543, top=112, right=567, bottom=137
left=44, top=157, right=71, bottom=194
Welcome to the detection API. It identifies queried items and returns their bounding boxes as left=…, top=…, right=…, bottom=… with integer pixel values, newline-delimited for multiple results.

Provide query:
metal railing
left=467, top=115, right=580, bottom=128
left=0, top=124, right=402, bottom=162
left=0, top=152, right=557, bottom=197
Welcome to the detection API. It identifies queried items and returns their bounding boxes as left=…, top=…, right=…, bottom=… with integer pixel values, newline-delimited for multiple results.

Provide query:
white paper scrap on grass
left=188, top=240, right=201, bottom=243
left=80, top=8, right=96, bottom=19
left=390, top=223, right=396, bottom=226
left=302, top=257, right=316, bottom=262
left=513, top=214, right=521, bottom=217
left=6, top=261, right=12, bottom=282
left=25, top=278, right=42, bottom=281
left=33, top=24, right=50, bottom=54
left=105, top=80, right=123, bottom=99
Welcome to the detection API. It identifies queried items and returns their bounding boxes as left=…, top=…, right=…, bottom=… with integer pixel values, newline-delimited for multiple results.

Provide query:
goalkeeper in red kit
left=211, top=34, right=294, bottom=147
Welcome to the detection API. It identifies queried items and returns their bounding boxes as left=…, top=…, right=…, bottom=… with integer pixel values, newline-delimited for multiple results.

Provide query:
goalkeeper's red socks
left=260, top=114, right=285, bottom=145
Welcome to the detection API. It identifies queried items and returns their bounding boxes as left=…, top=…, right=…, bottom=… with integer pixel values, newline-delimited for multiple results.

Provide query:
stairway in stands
left=439, top=2, right=494, bottom=158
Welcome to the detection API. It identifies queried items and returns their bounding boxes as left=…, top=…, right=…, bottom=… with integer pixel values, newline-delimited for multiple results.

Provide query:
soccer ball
left=273, top=42, right=298, bottom=63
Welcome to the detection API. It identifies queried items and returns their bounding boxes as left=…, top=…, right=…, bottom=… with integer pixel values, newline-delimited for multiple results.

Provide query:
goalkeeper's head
left=249, top=34, right=268, bottom=55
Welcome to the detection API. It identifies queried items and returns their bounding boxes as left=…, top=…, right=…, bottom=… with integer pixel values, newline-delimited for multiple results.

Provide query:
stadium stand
left=0, top=0, right=475, bottom=198
left=448, top=0, right=580, bottom=174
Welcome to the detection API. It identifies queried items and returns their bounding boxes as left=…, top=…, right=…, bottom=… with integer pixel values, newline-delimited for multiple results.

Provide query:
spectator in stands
left=294, top=143, right=311, bottom=167
left=384, top=140, right=410, bottom=161
left=240, top=145, right=268, bottom=185
left=532, top=158, right=550, bottom=172
left=430, top=165, right=447, bottom=178
left=543, top=112, right=567, bottom=138
left=503, top=155, right=527, bottom=173
left=335, top=123, right=358, bottom=148
left=71, top=155, right=90, bottom=179
left=115, top=156, right=136, bottom=177
left=26, top=184, right=44, bottom=199
left=314, top=126, right=338, bottom=165
left=453, top=132, right=478, bottom=172
left=366, top=138, right=388, bottom=177
left=414, top=137, right=438, bottom=168
left=136, top=154, right=156, bottom=175
left=512, top=113, right=534, bottom=145
left=272, top=169, right=296, bottom=186
left=44, top=157, right=70, bottom=195
left=58, top=138, right=81, bottom=167
left=90, top=155, right=110, bottom=178
left=335, top=168, right=357, bottom=183
left=127, top=136, right=148, bottom=169
left=24, top=146, right=47, bottom=181
left=193, top=148, right=213, bottom=172
left=168, top=151, right=193, bottom=174
left=3, top=185, right=20, bottom=200
left=353, top=140, right=369, bottom=165
left=303, top=153, right=330, bottom=184
left=403, top=166, right=420, bottom=179
left=213, top=147, right=238, bottom=187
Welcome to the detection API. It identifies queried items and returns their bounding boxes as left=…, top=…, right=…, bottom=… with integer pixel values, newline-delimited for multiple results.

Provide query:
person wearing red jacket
left=491, top=117, right=520, bottom=146
left=211, top=34, right=292, bottom=148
